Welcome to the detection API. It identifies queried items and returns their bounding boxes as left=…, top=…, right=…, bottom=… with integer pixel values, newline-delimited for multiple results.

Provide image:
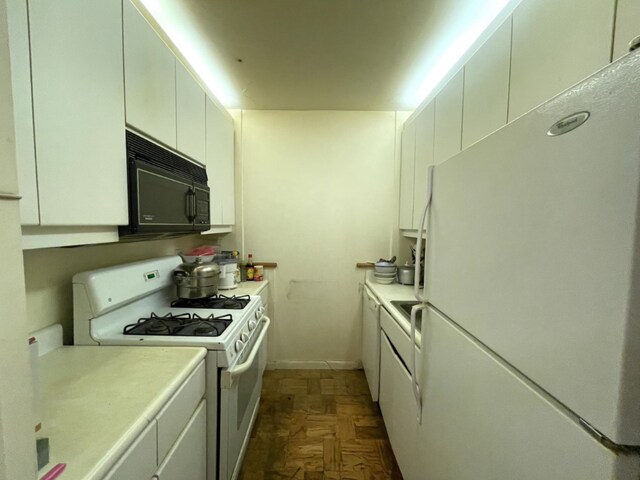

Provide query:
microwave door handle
left=192, top=188, right=199, bottom=220
left=221, top=316, right=271, bottom=389
left=186, top=187, right=196, bottom=222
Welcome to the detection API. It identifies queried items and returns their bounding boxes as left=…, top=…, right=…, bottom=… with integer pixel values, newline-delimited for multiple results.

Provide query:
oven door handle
left=221, top=315, right=271, bottom=389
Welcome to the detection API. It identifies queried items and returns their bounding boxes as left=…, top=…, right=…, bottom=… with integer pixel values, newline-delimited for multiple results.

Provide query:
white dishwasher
left=361, top=285, right=381, bottom=402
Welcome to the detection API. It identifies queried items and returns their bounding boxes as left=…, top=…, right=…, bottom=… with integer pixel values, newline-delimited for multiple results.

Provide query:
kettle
left=173, top=257, right=220, bottom=299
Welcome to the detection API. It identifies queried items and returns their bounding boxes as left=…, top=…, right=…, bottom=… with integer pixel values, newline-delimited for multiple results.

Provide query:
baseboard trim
left=267, top=360, right=362, bottom=370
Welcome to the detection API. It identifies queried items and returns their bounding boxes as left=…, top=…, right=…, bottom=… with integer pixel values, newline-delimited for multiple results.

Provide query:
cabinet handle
left=0, top=193, right=22, bottom=201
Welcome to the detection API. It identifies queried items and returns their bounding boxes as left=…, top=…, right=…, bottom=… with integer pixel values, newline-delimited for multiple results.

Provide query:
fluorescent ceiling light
left=138, top=0, right=238, bottom=107
left=402, top=0, right=517, bottom=110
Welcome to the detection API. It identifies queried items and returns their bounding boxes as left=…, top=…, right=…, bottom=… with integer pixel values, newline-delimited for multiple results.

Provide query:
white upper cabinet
left=462, top=17, right=512, bottom=149
left=5, top=0, right=33, bottom=209
left=205, top=98, right=235, bottom=226
left=124, top=0, right=176, bottom=149
left=398, top=119, right=416, bottom=230
left=613, top=0, right=640, bottom=60
left=28, top=0, right=127, bottom=226
left=412, top=102, right=435, bottom=229
left=434, top=69, right=464, bottom=165
left=509, top=0, right=616, bottom=120
left=176, top=61, right=206, bottom=164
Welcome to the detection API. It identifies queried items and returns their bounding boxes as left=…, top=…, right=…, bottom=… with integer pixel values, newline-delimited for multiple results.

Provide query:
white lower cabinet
left=379, top=331, right=418, bottom=480
left=103, top=360, right=206, bottom=480
left=361, top=286, right=381, bottom=402
left=154, top=401, right=206, bottom=480
left=103, top=421, right=158, bottom=480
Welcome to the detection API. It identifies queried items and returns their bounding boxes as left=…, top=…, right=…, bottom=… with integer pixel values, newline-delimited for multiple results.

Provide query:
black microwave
left=119, top=130, right=210, bottom=239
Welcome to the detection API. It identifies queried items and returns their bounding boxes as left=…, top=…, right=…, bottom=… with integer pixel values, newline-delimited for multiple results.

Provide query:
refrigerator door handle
left=410, top=303, right=426, bottom=424
left=414, top=165, right=435, bottom=302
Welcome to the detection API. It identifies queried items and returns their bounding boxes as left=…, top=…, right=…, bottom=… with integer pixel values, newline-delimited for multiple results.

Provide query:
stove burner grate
left=171, top=294, right=251, bottom=310
left=123, top=312, right=233, bottom=337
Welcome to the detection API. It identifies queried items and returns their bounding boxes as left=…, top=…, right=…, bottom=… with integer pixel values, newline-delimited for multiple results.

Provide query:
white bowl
left=180, top=254, right=215, bottom=264
left=374, top=265, right=397, bottom=274
left=375, top=276, right=395, bottom=284
left=374, top=271, right=397, bottom=278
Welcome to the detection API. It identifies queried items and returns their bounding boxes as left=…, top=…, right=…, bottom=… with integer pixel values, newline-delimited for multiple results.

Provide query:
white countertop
left=364, top=271, right=423, bottom=346
left=38, top=345, right=206, bottom=480
left=225, top=279, right=268, bottom=297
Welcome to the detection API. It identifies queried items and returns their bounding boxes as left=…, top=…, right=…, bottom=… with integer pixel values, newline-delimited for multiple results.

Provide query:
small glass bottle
left=246, top=254, right=255, bottom=281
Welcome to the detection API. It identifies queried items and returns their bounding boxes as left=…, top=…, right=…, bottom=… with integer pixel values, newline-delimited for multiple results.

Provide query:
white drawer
left=103, top=420, right=157, bottom=480
left=379, top=332, right=418, bottom=480
left=153, top=401, right=207, bottom=480
left=380, top=307, right=421, bottom=379
left=156, top=360, right=206, bottom=463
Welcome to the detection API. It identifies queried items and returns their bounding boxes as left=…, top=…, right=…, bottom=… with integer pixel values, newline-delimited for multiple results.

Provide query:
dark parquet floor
left=238, top=369, right=403, bottom=480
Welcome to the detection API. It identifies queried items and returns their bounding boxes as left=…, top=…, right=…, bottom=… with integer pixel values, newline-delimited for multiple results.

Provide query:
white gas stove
left=72, top=255, right=270, bottom=480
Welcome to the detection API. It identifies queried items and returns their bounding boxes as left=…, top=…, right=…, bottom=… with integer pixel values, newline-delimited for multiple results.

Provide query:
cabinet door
left=205, top=98, right=235, bottom=226
left=509, top=0, right=616, bottom=120
left=124, top=0, right=176, bottom=149
left=462, top=17, right=511, bottom=149
left=103, top=420, right=157, bottom=480
left=176, top=61, right=206, bottom=164
left=6, top=0, right=36, bottom=222
left=154, top=401, right=206, bottom=480
left=156, top=361, right=205, bottom=463
left=29, top=0, right=128, bottom=226
left=613, top=0, right=640, bottom=60
left=433, top=69, right=464, bottom=166
left=412, top=101, right=435, bottom=229
left=398, top=119, right=416, bottom=230
left=361, top=286, right=381, bottom=402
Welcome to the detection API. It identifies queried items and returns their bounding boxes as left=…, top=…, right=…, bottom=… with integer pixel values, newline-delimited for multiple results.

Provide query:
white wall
left=23, top=235, right=207, bottom=343
left=237, top=110, right=399, bottom=368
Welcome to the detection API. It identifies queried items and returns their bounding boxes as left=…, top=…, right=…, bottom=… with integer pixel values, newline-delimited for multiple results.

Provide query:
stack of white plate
left=374, top=262, right=397, bottom=284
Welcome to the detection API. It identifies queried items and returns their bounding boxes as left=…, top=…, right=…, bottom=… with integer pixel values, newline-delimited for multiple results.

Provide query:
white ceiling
left=141, top=0, right=517, bottom=111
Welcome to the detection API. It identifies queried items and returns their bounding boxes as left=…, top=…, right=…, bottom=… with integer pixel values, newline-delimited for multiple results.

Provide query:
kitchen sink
left=390, top=300, right=423, bottom=333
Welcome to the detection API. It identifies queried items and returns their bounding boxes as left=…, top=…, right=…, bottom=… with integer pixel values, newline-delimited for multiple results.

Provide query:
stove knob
left=254, top=310, right=261, bottom=320
left=235, top=340, right=244, bottom=353
left=248, top=320, right=257, bottom=331
left=241, top=333, right=249, bottom=343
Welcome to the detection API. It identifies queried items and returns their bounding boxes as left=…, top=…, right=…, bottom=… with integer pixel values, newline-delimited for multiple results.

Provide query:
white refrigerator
left=409, top=51, right=640, bottom=479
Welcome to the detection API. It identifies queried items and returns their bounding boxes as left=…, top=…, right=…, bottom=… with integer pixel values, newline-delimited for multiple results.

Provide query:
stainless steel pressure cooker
left=173, top=258, right=220, bottom=299
left=397, top=265, right=416, bottom=285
